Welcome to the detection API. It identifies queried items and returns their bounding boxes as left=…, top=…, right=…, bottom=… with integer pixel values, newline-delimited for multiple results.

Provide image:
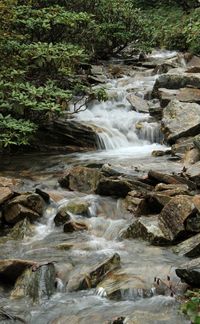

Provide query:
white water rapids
left=73, top=69, right=165, bottom=161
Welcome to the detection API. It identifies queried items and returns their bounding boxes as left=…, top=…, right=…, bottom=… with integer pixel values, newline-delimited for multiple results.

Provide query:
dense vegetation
left=0, top=0, right=199, bottom=151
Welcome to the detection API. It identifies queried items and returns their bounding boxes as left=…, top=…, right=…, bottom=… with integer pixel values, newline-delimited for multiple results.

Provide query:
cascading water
left=0, top=51, right=190, bottom=324
left=73, top=73, right=165, bottom=159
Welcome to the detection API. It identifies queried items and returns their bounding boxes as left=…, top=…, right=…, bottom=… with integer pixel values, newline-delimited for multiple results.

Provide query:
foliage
left=181, top=290, right=200, bottom=324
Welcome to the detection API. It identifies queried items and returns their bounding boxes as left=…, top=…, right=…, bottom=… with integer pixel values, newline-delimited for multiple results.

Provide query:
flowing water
left=0, top=51, right=189, bottom=324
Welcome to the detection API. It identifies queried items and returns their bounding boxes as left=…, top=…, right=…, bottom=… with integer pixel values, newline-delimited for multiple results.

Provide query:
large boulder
left=96, top=177, right=132, bottom=198
left=59, top=166, right=101, bottom=194
left=161, top=100, right=200, bottom=144
left=159, top=195, right=196, bottom=241
left=176, top=258, right=200, bottom=287
left=63, top=220, right=88, bottom=233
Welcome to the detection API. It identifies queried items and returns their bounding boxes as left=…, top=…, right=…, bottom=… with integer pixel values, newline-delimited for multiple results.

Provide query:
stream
left=0, top=51, right=190, bottom=324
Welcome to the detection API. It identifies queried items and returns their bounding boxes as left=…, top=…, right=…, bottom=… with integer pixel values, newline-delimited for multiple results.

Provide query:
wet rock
left=159, top=195, right=196, bottom=241
left=54, top=199, right=90, bottom=226
left=51, top=315, right=79, bottom=324
left=176, top=258, right=200, bottom=287
left=59, top=166, right=101, bottom=194
left=124, top=191, right=148, bottom=216
left=148, top=170, right=196, bottom=190
left=68, top=253, right=120, bottom=291
left=173, top=233, right=200, bottom=258
left=63, top=220, right=88, bottom=233
left=11, top=263, right=56, bottom=303
left=185, top=213, right=200, bottom=233
left=0, top=259, right=35, bottom=285
left=155, top=183, right=189, bottom=192
left=35, top=188, right=50, bottom=203
left=6, top=193, right=45, bottom=215
left=0, top=187, right=14, bottom=205
left=152, top=150, right=171, bottom=157
left=126, top=93, right=149, bottom=113
left=96, top=177, right=132, bottom=198
left=161, top=100, right=200, bottom=144
left=121, top=215, right=170, bottom=245
left=42, top=120, right=98, bottom=150
left=8, top=218, right=35, bottom=240
left=3, top=203, right=41, bottom=224
left=54, top=208, right=71, bottom=226
left=153, top=72, right=200, bottom=96
left=187, top=55, right=200, bottom=69
left=96, top=270, right=153, bottom=300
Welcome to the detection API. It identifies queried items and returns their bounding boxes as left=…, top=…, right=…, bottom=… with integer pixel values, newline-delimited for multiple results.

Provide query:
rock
left=11, top=263, right=56, bottom=302
left=187, top=55, right=200, bottom=68
left=182, top=147, right=200, bottom=166
left=148, top=170, right=196, bottom=190
left=54, top=199, right=90, bottom=226
left=173, top=233, right=200, bottom=258
left=67, top=253, right=120, bottom=291
left=63, top=220, right=88, bottom=233
left=96, top=177, right=132, bottom=198
left=51, top=315, right=79, bottom=324
left=124, top=191, right=148, bottom=216
left=185, top=213, right=200, bottom=233
left=8, top=218, right=35, bottom=240
left=6, top=193, right=45, bottom=215
left=186, top=161, right=200, bottom=184
left=0, top=187, right=14, bottom=205
left=126, top=93, right=149, bottom=113
left=59, top=166, right=101, bottom=194
left=155, top=183, right=189, bottom=192
left=41, top=119, right=99, bottom=151
left=158, top=88, right=200, bottom=107
left=152, top=149, right=171, bottom=157
left=158, top=88, right=178, bottom=107
left=54, top=209, right=71, bottom=226
left=171, top=137, right=194, bottom=156
left=0, top=259, right=35, bottom=285
left=176, top=258, right=200, bottom=287
left=153, top=72, right=200, bottom=96
left=193, top=134, right=200, bottom=151
left=161, top=100, right=200, bottom=144
left=96, top=270, right=153, bottom=300
left=0, top=177, right=22, bottom=189
left=121, top=215, right=170, bottom=245
left=3, top=203, right=41, bottom=224
left=35, top=188, right=50, bottom=203
left=159, top=195, right=196, bottom=241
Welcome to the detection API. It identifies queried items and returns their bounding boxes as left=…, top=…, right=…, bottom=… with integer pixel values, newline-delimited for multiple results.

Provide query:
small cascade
left=74, top=71, right=164, bottom=154
left=136, top=121, right=164, bottom=144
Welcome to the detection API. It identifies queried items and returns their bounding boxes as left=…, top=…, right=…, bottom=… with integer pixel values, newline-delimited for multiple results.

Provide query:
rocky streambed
left=1, top=50, right=200, bottom=323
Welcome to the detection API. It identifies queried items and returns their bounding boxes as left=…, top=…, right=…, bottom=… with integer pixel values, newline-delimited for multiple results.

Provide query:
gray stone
left=126, top=93, right=149, bottom=113
left=173, top=233, right=200, bottom=258
left=176, top=258, right=200, bottom=287
left=161, top=100, right=200, bottom=143
left=121, top=215, right=170, bottom=245
left=159, top=195, right=196, bottom=241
